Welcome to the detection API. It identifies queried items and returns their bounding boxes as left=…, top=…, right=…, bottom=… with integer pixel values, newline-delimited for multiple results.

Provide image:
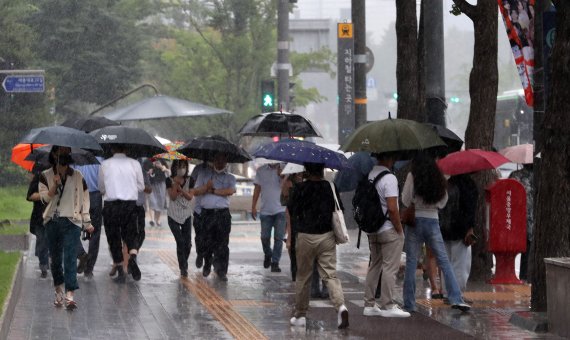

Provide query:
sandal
left=54, top=292, right=64, bottom=307
left=65, top=296, right=77, bottom=310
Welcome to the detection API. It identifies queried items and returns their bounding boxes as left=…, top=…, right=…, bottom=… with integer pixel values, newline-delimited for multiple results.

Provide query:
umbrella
left=19, top=126, right=103, bottom=151
left=437, top=149, right=511, bottom=175
left=102, top=95, right=232, bottom=121
left=237, top=112, right=323, bottom=138
left=281, top=163, right=305, bottom=175
left=60, top=116, right=120, bottom=133
left=153, top=141, right=188, bottom=160
left=426, top=123, right=464, bottom=153
left=499, top=144, right=534, bottom=164
left=89, top=126, right=167, bottom=158
left=25, top=145, right=100, bottom=166
left=253, top=139, right=350, bottom=170
left=178, top=135, right=252, bottom=163
left=333, top=152, right=376, bottom=192
left=340, top=117, right=446, bottom=153
left=11, top=143, right=47, bottom=171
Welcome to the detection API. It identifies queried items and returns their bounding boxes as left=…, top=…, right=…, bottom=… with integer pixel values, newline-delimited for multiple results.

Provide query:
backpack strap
left=356, top=170, right=391, bottom=249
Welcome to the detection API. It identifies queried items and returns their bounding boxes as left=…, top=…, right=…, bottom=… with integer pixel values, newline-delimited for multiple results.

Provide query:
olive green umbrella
left=340, top=117, right=446, bottom=153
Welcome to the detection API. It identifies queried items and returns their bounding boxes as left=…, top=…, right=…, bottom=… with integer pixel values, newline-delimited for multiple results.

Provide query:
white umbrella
left=154, top=135, right=171, bottom=145
left=281, top=163, right=305, bottom=175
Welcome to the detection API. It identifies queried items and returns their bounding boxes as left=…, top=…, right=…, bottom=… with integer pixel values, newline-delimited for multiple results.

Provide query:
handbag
left=329, top=182, right=349, bottom=244
left=400, top=203, right=416, bottom=227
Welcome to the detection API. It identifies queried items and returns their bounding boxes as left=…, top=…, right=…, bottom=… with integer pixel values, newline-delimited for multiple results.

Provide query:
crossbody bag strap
left=329, top=181, right=340, bottom=211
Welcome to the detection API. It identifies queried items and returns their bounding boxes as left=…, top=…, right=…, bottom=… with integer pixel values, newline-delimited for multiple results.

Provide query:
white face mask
left=214, top=166, right=226, bottom=174
left=177, top=168, right=187, bottom=177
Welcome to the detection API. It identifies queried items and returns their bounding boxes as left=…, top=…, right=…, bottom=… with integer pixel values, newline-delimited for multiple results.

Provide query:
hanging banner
left=498, top=0, right=535, bottom=107
left=337, top=23, right=355, bottom=145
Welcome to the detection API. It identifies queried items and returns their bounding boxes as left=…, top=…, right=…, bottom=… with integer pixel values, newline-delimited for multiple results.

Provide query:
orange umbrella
left=11, top=143, right=47, bottom=171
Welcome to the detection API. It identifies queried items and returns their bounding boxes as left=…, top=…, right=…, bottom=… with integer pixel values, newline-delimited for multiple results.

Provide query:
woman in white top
left=401, top=152, right=470, bottom=313
left=166, top=159, right=194, bottom=277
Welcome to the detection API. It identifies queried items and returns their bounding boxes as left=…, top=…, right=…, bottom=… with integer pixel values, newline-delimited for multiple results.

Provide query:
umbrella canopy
left=89, top=125, right=167, bottom=158
left=60, top=116, right=120, bottom=133
left=25, top=145, right=100, bottom=166
left=178, top=135, right=252, bottom=163
left=426, top=123, right=464, bottom=153
left=333, top=152, right=376, bottom=192
left=281, top=162, right=305, bottom=175
left=253, top=139, right=350, bottom=170
left=102, top=95, right=232, bottom=121
left=19, top=126, right=103, bottom=151
left=341, top=117, right=446, bottom=153
left=238, top=112, right=322, bottom=137
left=499, top=144, right=534, bottom=164
left=11, top=143, right=47, bottom=171
left=153, top=141, right=188, bottom=160
left=438, top=149, right=511, bottom=175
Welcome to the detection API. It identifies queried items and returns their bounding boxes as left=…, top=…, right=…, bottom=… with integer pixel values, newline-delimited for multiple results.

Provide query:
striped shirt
left=166, top=177, right=193, bottom=224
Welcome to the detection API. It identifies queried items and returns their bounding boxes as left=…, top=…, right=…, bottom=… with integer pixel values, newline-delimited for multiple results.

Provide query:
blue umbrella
left=333, top=152, right=376, bottom=192
left=253, top=139, right=350, bottom=170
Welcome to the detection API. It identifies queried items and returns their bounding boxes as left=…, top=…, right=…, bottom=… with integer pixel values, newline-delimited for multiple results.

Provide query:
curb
left=0, top=234, right=29, bottom=251
left=509, top=311, right=549, bottom=332
left=0, top=254, right=24, bottom=340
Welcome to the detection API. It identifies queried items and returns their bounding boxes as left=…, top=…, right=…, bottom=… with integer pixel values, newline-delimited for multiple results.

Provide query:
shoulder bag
left=329, top=182, right=349, bottom=244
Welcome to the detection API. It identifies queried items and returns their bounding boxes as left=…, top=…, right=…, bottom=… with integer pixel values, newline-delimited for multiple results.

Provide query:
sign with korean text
left=486, top=179, right=526, bottom=253
left=2, top=75, right=45, bottom=93
left=337, top=23, right=355, bottom=145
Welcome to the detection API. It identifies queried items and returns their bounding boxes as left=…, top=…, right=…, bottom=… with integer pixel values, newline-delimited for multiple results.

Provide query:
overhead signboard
left=2, top=74, right=45, bottom=93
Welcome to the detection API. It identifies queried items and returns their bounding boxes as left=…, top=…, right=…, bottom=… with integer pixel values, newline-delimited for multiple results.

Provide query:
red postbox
left=486, top=179, right=527, bottom=284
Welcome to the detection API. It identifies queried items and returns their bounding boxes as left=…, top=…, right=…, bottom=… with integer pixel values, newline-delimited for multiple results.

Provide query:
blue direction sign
left=2, top=75, right=45, bottom=93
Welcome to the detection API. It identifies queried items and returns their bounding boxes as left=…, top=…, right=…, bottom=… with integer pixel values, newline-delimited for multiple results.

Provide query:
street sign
left=2, top=74, right=45, bottom=93
left=337, top=22, right=355, bottom=145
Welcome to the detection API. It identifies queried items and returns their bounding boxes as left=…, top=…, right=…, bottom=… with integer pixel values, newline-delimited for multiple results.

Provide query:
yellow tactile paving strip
left=417, top=284, right=531, bottom=309
left=155, top=249, right=268, bottom=340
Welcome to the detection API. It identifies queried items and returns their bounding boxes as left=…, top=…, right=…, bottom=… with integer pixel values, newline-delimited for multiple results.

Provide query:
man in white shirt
left=251, top=163, right=286, bottom=272
left=363, top=152, right=410, bottom=318
left=99, top=145, right=145, bottom=282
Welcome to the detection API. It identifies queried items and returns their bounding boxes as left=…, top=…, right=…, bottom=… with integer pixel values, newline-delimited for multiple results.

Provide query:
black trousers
left=102, top=200, right=138, bottom=264
left=168, top=216, right=192, bottom=271
left=201, top=208, right=231, bottom=276
left=193, top=212, right=204, bottom=258
left=135, top=205, right=146, bottom=250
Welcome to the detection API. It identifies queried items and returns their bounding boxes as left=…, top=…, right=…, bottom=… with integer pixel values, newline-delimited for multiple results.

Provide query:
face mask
left=58, top=154, right=73, bottom=166
left=214, top=166, right=226, bottom=174
left=177, top=168, right=187, bottom=177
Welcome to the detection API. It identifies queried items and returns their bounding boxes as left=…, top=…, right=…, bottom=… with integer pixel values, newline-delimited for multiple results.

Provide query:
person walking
left=148, top=158, right=169, bottom=227
left=190, top=161, right=210, bottom=269
left=193, top=152, right=236, bottom=281
left=288, top=162, right=349, bottom=329
left=38, top=146, right=94, bottom=309
left=27, top=162, right=50, bottom=278
left=509, top=163, right=534, bottom=281
left=283, top=171, right=303, bottom=281
left=99, top=144, right=145, bottom=282
left=362, top=152, right=410, bottom=318
left=135, top=158, right=152, bottom=253
left=401, top=152, right=471, bottom=312
left=252, top=163, right=286, bottom=272
left=166, top=159, right=194, bottom=277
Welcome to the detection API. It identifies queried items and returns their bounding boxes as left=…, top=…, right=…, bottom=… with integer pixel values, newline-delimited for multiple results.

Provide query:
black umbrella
left=61, top=116, right=120, bottom=133
left=426, top=123, right=464, bottom=153
left=237, top=112, right=322, bottom=138
left=178, top=135, right=252, bottom=163
left=89, top=126, right=166, bottom=158
left=19, top=126, right=103, bottom=151
left=333, top=152, right=376, bottom=192
left=25, top=145, right=100, bottom=166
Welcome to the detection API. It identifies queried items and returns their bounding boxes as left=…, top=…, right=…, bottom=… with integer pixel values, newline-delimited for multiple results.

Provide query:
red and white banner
left=498, top=0, right=535, bottom=107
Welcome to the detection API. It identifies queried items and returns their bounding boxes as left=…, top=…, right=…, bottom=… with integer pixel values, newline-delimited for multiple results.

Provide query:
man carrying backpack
left=361, top=152, right=410, bottom=317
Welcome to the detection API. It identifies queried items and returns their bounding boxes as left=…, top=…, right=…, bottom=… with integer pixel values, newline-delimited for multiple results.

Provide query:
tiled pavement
left=4, top=218, right=565, bottom=340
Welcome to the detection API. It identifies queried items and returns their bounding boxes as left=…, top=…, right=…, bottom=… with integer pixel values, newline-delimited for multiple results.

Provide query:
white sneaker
left=363, top=305, right=383, bottom=316
left=337, top=305, right=349, bottom=329
left=290, top=316, right=306, bottom=326
left=379, top=305, right=411, bottom=318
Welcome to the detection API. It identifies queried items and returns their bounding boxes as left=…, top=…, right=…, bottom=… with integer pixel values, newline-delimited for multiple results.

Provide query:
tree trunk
left=395, top=0, right=420, bottom=120
left=531, top=0, right=570, bottom=311
left=453, top=0, right=498, bottom=281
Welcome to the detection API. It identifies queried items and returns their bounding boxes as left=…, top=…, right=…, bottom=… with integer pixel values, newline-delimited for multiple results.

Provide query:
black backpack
left=352, top=170, right=391, bottom=248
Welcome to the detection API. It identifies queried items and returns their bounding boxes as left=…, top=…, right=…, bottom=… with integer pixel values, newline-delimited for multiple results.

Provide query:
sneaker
left=290, top=316, right=306, bottom=327
left=337, top=305, right=349, bottom=329
left=196, top=255, right=203, bottom=269
left=217, top=273, right=228, bottom=282
left=363, top=305, right=383, bottom=316
left=40, top=269, right=48, bottom=279
left=114, top=266, right=126, bottom=283
left=271, top=263, right=281, bottom=272
left=77, top=253, right=89, bottom=274
left=263, top=256, right=271, bottom=269
left=379, top=305, right=411, bottom=318
left=451, top=302, right=471, bottom=312
left=128, top=255, right=141, bottom=281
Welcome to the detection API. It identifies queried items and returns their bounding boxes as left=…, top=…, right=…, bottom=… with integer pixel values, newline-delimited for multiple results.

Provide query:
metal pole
left=352, top=0, right=367, bottom=127
left=277, top=0, right=290, bottom=112
left=424, top=0, right=446, bottom=126
left=88, top=83, right=159, bottom=116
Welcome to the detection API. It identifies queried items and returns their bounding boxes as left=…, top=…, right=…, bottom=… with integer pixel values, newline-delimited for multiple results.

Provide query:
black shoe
left=181, top=269, right=188, bottom=278
left=109, top=265, right=118, bottom=277
left=77, top=253, right=88, bottom=274
left=40, top=270, right=48, bottom=279
left=218, top=273, right=228, bottom=282
left=114, top=267, right=126, bottom=283
left=271, top=263, right=281, bottom=272
left=128, top=255, right=141, bottom=281
left=264, top=256, right=271, bottom=269
left=84, top=271, right=93, bottom=279
left=203, top=266, right=211, bottom=277
left=196, top=255, right=203, bottom=269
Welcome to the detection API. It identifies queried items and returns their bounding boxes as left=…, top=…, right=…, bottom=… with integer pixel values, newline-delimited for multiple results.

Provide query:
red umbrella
left=437, top=149, right=510, bottom=175
left=11, top=143, right=47, bottom=171
left=499, top=144, right=534, bottom=164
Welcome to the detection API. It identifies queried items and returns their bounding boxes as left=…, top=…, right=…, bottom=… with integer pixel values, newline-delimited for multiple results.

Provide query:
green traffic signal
left=263, top=93, right=274, bottom=107
left=450, top=96, right=460, bottom=103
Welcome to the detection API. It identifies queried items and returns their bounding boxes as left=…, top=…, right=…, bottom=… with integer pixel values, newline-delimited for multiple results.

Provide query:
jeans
left=35, top=224, right=50, bottom=267
left=168, top=216, right=192, bottom=272
left=46, top=217, right=81, bottom=292
left=403, top=217, right=465, bottom=311
left=260, top=212, right=286, bottom=264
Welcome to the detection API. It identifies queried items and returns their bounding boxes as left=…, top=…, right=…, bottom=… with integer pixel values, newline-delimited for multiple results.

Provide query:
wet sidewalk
left=4, top=218, right=565, bottom=340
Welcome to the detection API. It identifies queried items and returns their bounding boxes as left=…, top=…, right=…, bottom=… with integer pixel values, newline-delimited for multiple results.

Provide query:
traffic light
left=450, top=96, right=460, bottom=103
left=261, top=79, right=275, bottom=112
